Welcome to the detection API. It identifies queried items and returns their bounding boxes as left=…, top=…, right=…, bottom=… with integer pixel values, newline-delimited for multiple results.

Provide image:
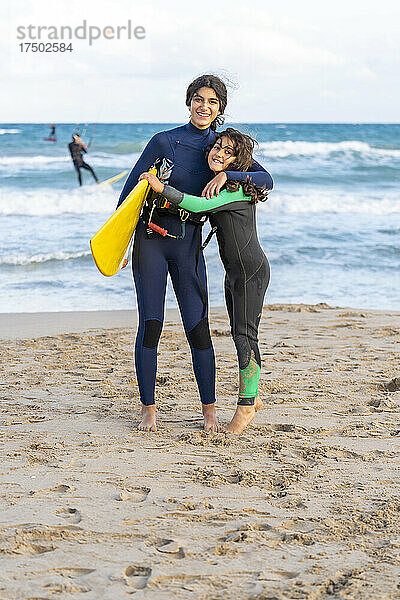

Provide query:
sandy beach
left=1, top=303, right=399, bottom=599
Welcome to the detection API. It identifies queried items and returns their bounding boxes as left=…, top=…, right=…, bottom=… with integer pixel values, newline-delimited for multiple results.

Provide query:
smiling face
left=189, top=87, right=220, bottom=130
left=207, top=136, right=237, bottom=173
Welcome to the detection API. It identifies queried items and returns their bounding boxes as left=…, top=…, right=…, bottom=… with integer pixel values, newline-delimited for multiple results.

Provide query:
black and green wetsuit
left=161, top=185, right=270, bottom=404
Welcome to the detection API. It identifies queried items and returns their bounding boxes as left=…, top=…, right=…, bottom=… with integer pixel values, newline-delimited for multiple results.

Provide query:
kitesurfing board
left=90, top=169, right=156, bottom=277
left=98, top=170, right=128, bottom=186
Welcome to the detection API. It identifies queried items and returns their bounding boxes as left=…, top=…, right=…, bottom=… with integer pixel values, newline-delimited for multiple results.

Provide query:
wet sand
left=0, top=303, right=399, bottom=599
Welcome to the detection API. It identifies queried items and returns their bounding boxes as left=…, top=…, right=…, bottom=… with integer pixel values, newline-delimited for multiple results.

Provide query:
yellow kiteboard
left=98, top=170, right=128, bottom=186
left=90, top=169, right=156, bottom=276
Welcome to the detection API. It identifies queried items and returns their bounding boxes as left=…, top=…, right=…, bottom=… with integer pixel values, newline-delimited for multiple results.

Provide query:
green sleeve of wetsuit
left=178, top=188, right=249, bottom=213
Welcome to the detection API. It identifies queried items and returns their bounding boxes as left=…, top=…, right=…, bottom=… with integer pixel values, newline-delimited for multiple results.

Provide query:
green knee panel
left=239, top=357, right=261, bottom=398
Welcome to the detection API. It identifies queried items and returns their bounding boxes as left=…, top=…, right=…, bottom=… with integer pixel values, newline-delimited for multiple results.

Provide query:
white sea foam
left=0, top=155, right=70, bottom=173
left=0, top=185, right=116, bottom=216
left=1, top=250, right=91, bottom=266
left=259, top=189, right=400, bottom=215
left=0, top=152, right=138, bottom=172
left=0, top=155, right=68, bottom=165
left=257, top=140, right=400, bottom=160
left=1, top=184, right=398, bottom=217
left=0, top=129, right=21, bottom=134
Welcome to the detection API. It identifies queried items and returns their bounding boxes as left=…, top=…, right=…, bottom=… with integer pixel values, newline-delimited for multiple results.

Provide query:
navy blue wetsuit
left=118, top=122, right=271, bottom=407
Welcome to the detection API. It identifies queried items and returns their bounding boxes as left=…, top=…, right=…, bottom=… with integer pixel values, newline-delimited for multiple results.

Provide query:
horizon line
left=2, top=121, right=400, bottom=125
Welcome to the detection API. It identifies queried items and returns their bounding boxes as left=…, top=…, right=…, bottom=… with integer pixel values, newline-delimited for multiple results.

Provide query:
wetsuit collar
left=186, top=121, right=211, bottom=137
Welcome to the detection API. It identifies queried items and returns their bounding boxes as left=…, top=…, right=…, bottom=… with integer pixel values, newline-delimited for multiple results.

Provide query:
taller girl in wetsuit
left=118, top=75, right=270, bottom=433
left=140, top=128, right=273, bottom=434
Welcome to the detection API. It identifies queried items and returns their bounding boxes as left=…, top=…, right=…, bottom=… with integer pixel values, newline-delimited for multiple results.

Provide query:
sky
left=1, top=0, right=399, bottom=122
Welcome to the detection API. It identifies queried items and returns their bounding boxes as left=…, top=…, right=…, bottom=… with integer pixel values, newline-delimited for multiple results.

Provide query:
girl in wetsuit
left=118, top=76, right=270, bottom=433
left=140, top=128, right=273, bottom=434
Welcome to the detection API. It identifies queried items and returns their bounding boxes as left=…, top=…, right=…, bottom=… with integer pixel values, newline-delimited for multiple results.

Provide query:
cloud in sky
left=1, top=0, right=399, bottom=122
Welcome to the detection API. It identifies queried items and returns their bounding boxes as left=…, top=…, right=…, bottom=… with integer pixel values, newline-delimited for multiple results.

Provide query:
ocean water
left=0, top=123, right=399, bottom=313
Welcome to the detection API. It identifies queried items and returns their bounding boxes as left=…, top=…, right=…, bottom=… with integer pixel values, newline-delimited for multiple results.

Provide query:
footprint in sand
left=124, top=565, right=152, bottom=589
left=54, top=567, right=95, bottom=578
left=30, top=484, right=74, bottom=497
left=114, top=486, right=150, bottom=502
left=156, top=539, right=185, bottom=558
left=52, top=484, right=74, bottom=494
left=55, top=507, right=82, bottom=524
left=68, top=458, right=86, bottom=468
left=274, top=570, right=300, bottom=579
left=12, top=542, right=55, bottom=555
left=222, top=531, right=248, bottom=543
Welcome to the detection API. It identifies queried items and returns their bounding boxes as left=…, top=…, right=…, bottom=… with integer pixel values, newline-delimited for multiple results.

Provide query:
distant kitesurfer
left=68, top=133, right=98, bottom=186
left=50, top=124, right=56, bottom=137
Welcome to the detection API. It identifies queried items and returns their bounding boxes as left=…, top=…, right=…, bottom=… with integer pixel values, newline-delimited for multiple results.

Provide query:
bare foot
left=254, top=397, right=263, bottom=413
left=138, top=405, right=157, bottom=432
left=225, top=397, right=263, bottom=435
left=202, top=403, right=219, bottom=433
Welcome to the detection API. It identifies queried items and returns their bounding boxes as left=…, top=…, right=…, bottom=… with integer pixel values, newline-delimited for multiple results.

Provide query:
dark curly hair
left=208, top=128, right=269, bottom=203
left=186, top=74, right=227, bottom=131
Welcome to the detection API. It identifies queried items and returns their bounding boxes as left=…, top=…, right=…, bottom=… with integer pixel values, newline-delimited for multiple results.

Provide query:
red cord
left=148, top=222, right=168, bottom=237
